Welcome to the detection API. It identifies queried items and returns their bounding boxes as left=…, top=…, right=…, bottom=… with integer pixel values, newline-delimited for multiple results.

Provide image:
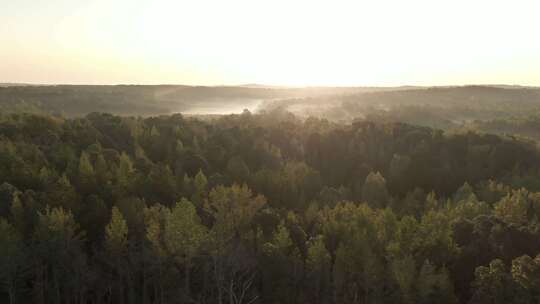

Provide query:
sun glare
left=1, top=0, right=539, bottom=85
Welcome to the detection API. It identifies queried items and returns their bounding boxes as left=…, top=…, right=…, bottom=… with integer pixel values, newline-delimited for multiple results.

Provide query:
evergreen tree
left=361, top=172, right=390, bottom=209
left=78, top=151, right=96, bottom=194
left=105, top=207, right=128, bottom=255
left=192, top=169, right=208, bottom=206
left=105, top=207, right=129, bottom=304
left=163, top=198, right=207, bottom=299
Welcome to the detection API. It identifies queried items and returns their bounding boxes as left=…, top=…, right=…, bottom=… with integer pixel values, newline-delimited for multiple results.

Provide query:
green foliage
left=10, top=192, right=25, bottom=234
left=116, top=152, right=134, bottom=184
left=511, top=255, right=540, bottom=300
left=454, top=182, right=476, bottom=203
left=194, top=170, right=208, bottom=194
left=469, top=259, right=520, bottom=304
left=206, top=184, right=266, bottom=243
left=105, top=206, right=128, bottom=255
left=192, top=169, right=208, bottom=206
left=307, top=235, right=331, bottom=272
left=362, top=171, right=390, bottom=209
left=494, top=189, right=530, bottom=225
left=226, top=156, right=250, bottom=183
left=390, top=254, right=417, bottom=304
left=144, top=203, right=168, bottom=257
left=44, top=174, right=80, bottom=214
left=417, top=261, right=458, bottom=304
left=1, top=108, right=540, bottom=303
left=34, top=206, right=83, bottom=244
left=163, top=198, right=207, bottom=261
left=78, top=151, right=96, bottom=193
left=264, top=222, right=294, bottom=255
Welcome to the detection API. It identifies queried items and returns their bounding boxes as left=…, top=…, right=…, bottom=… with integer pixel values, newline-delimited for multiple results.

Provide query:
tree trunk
left=329, top=253, right=337, bottom=304
left=8, top=284, right=15, bottom=304
left=53, top=270, right=61, bottom=304
left=185, top=259, right=191, bottom=299
left=118, top=260, right=125, bottom=304
left=127, top=270, right=135, bottom=304
left=159, top=261, right=164, bottom=304
left=142, top=260, right=147, bottom=304
left=213, top=256, right=223, bottom=304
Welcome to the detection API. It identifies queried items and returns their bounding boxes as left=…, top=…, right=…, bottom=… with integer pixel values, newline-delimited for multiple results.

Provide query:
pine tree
left=105, top=207, right=128, bottom=255
left=105, top=207, right=129, bottom=304
left=361, top=172, right=390, bottom=209
left=116, top=152, right=135, bottom=196
left=206, top=184, right=266, bottom=243
left=10, top=192, right=25, bottom=235
left=33, top=207, right=86, bottom=304
left=163, top=198, right=207, bottom=298
left=390, top=254, right=416, bottom=304
left=78, top=151, right=96, bottom=193
left=192, top=169, right=208, bottom=206
left=95, top=153, right=110, bottom=186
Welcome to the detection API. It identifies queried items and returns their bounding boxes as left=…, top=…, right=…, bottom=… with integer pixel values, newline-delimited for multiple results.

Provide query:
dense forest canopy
left=1, top=85, right=540, bottom=303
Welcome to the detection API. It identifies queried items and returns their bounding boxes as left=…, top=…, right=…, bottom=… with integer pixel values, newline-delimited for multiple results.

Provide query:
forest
left=0, top=85, right=375, bottom=117
left=2, top=85, right=540, bottom=304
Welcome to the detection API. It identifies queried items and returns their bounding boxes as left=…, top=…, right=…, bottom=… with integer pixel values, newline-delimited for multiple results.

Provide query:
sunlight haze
left=1, top=0, right=539, bottom=86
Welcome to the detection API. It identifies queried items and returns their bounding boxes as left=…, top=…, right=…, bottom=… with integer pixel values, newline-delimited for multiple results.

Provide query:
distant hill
left=258, top=85, right=540, bottom=128
left=1, top=84, right=539, bottom=119
left=0, top=84, right=396, bottom=117
left=0, top=83, right=45, bottom=87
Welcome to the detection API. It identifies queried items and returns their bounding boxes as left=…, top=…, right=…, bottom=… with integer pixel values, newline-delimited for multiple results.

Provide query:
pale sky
left=1, top=0, right=539, bottom=86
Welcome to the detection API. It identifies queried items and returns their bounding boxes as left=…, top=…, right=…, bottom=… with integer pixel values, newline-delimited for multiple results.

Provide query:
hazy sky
left=1, top=0, right=539, bottom=86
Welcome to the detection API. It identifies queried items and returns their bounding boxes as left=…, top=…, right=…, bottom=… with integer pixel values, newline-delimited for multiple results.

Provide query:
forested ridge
left=261, top=86, right=540, bottom=132
left=2, top=109, right=540, bottom=304
left=0, top=85, right=375, bottom=117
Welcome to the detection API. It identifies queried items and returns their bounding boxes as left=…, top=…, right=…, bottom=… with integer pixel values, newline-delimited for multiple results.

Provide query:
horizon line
left=1, top=82, right=538, bottom=89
